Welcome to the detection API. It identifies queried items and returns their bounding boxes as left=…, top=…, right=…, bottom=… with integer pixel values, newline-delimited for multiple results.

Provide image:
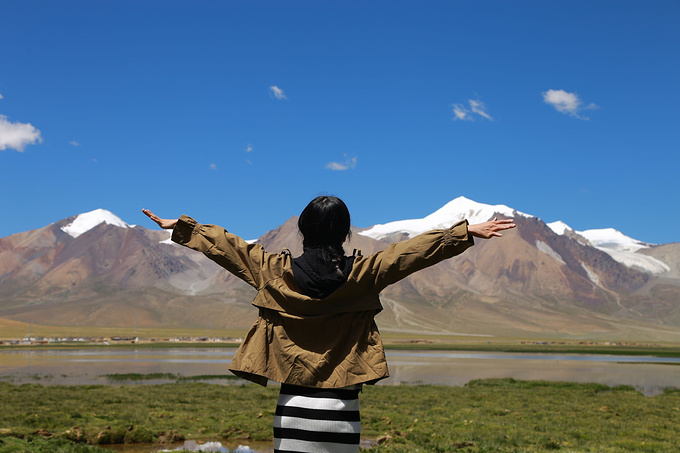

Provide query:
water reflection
left=159, top=440, right=258, bottom=452
left=1, top=347, right=679, bottom=396
left=107, top=440, right=272, bottom=453
left=387, top=351, right=680, bottom=363
left=385, top=351, right=680, bottom=396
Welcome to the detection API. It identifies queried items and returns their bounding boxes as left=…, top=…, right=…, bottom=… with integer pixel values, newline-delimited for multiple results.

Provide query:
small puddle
left=103, top=438, right=377, bottom=452
left=104, top=439, right=272, bottom=452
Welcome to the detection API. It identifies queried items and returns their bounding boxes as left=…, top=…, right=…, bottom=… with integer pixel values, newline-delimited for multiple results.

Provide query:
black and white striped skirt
left=274, top=384, right=361, bottom=453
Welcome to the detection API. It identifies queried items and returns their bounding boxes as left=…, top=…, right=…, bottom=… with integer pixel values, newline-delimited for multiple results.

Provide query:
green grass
left=102, top=372, right=180, bottom=381
left=361, top=380, right=680, bottom=452
left=1, top=380, right=679, bottom=452
left=177, top=374, right=240, bottom=382
left=103, top=373, right=240, bottom=382
left=0, top=436, right=111, bottom=453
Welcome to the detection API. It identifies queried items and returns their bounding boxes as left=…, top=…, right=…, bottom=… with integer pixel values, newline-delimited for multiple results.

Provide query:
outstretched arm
left=142, top=209, right=178, bottom=230
left=467, top=217, right=516, bottom=239
left=144, top=212, right=271, bottom=289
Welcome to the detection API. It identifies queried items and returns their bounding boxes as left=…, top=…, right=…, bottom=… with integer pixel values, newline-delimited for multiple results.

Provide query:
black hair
left=298, top=196, right=351, bottom=274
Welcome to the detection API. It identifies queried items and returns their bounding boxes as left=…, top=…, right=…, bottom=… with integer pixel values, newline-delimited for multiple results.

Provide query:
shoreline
left=2, top=338, right=680, bottom=358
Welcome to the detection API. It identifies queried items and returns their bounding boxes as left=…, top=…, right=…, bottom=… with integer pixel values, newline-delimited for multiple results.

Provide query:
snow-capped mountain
left=547, top=221, right=649, bottom=251
left=357, top=197, right=671, bottom=277
left=1, top=198, right=679, bottom=340
left=360, top=196, right=531, bottom=240
left=61, top=209, right=133, bottom=238
left=547, top=221, right=670, bottom=275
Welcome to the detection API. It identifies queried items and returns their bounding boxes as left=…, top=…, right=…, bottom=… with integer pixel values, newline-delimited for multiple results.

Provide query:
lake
left=1, top=347, right=679, bottom=396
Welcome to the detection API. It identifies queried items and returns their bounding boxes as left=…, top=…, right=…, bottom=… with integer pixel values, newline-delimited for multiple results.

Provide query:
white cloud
left=452, top=99, right=493, bottom=121
left=269, top=85, right=287, bottom=100
left=0, top=114, right=43, bottom=152
left=69, top=141, right=80, bottom=147
left=246, top=144, right=253, bottom=152
left=543, top=89, right=579, bottom=113
left=542, top=89, right=598, bottom=120
left=452, top=104, right=471, bottom=121
left=326, top=162, right=348, bottom=171
left=469, top=100, right=493, bottom=120
left=326, top=155, right=357, bottom=171
left=209, top=163, right=217, bottom=170
left=0, top=93, right=3, bottom=100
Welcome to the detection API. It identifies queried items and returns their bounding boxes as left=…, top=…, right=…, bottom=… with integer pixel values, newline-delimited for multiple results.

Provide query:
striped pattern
left=274, top=384, right=361, bottom=453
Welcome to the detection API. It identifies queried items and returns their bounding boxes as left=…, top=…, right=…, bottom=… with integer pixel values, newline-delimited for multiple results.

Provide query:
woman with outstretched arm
left=143, top=197, right=515, bottom=453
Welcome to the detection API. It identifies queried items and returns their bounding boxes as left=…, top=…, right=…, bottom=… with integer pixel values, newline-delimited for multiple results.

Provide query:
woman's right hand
left=142, top=209, right=178, bottom=230
left=467, top=217, right=516, bottom=239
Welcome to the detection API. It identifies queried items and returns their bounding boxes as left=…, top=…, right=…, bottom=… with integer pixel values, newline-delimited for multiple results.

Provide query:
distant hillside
left=1, top=199, right=679, bottom=342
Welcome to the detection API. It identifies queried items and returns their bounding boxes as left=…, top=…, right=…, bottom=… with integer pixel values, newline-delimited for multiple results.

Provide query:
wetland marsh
left=1, top=344, right=679, bottom=452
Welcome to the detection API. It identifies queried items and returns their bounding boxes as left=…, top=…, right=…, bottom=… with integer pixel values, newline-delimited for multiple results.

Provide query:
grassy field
left=6, top=316, right=680, bottom=351
left=1, top=379, right=679, bottom=452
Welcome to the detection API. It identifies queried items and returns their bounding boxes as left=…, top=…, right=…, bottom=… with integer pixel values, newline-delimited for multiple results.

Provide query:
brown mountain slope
left=0, top=220, right=257, bottom=329
left=0, top=212, right=678, bottom=341
left=252, top=215, right=679, bottom=339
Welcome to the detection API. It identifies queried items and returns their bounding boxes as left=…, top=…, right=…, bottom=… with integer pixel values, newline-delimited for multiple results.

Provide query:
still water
left=1, top=347, right=679, bottom=396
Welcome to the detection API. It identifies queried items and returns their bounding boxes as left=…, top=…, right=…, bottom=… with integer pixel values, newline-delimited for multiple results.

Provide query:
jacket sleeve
left=171, top=215, right=270, bottom=289
left=356, top=220, right=474, bottom=293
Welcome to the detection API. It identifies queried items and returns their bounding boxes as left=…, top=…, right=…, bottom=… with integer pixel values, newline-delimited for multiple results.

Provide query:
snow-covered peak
left=61, top=209, right=132, bottom=238
left=549, top=223, right=668, bottom=275
left=547, top=221, right=573, bottom=236
left=578, top=228, right=649, bottom=253
left=360, top=196, right=529, bottom=240
left=548, top=223, right=648, bottom=252
left=578, top=228, right=668, bottom=274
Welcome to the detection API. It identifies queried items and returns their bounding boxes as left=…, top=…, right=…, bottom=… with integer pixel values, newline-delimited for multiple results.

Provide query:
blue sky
left=1, top=1, right=678, bottom=244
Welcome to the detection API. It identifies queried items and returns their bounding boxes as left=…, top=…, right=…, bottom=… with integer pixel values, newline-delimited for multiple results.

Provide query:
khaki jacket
left=172, top=215, right=474, bottom=388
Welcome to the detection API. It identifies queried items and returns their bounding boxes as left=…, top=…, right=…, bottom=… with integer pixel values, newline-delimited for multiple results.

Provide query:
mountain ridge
left=1, top=198, right=679, bottom=341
